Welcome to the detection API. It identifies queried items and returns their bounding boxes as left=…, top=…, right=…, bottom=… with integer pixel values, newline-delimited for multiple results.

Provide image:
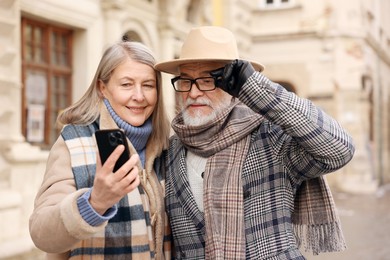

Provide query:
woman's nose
left=132, top=86, right=145, bottom=100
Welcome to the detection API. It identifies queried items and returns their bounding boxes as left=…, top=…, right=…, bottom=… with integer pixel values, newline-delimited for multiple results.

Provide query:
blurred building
left=231, top=0, right=390, bottom=193
left=0, top=0, right=389, bottom=258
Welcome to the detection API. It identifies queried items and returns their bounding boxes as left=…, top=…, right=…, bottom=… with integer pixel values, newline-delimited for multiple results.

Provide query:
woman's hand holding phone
left=91, top=130, right=141, bottom=215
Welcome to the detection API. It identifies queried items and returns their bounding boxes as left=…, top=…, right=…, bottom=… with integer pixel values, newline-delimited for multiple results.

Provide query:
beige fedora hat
left=155, top=26, right=264, bottom=75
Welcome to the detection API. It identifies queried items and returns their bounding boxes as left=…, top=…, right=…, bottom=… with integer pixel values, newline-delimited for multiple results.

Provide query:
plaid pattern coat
left=165, top=73, right=354, bottom=259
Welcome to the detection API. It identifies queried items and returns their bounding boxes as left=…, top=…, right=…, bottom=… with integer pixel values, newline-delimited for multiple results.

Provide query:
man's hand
left=210, top=59, right=255, bottom=97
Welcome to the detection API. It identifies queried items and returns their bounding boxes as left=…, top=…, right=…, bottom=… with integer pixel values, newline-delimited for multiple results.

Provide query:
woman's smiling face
left=100, top=58, right=157, bottom=126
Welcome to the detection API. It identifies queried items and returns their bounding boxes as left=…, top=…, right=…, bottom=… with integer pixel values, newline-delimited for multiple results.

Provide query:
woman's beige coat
left=29, top=106, right=167, bottom=259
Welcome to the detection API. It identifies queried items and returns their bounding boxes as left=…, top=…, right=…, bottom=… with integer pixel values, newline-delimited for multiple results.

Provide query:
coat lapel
left=171, top=141, right=206, bottom=233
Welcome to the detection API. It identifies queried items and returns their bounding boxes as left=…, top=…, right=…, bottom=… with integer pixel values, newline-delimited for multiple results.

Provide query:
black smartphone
left=95, top=129, right=130, bottom=172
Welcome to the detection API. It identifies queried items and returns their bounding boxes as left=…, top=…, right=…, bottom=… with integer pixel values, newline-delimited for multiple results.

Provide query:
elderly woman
left=29, top=41, right=171, bottom=260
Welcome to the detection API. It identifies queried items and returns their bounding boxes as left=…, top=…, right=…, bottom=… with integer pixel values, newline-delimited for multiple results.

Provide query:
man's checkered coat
left=165, top=73, right=354, bottom=259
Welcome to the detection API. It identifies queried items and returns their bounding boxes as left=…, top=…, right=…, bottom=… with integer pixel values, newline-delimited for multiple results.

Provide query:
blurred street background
left=305, top=185, right=390, bottom=260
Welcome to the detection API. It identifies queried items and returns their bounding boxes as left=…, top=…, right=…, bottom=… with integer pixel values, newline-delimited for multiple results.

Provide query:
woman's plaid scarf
left=172, top=100, right=346, bottom=258
left=63, top=123, right=170, bottom=259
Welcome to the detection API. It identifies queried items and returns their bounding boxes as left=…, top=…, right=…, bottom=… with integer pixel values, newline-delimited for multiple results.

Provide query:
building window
left=21, top=18, right=73, bottom=149
left=260, top=0, right=294, bottom=9
left=123, top=31, right=142, bottom=42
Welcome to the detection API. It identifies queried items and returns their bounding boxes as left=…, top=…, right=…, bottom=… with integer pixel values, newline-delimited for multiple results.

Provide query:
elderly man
left=155, top=26, right=354, bottom=260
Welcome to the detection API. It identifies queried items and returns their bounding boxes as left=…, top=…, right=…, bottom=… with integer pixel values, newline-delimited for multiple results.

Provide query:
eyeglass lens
left=173, top=77, right=215, bottom=92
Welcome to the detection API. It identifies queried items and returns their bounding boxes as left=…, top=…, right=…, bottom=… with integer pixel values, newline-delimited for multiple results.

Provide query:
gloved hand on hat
left=210, top=59, right=255, bottom=97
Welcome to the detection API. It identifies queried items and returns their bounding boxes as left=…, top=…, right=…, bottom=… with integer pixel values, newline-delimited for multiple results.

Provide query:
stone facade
left=0, top=0, right=389, bottom=258
left=241, top=0, right=390, bottom=193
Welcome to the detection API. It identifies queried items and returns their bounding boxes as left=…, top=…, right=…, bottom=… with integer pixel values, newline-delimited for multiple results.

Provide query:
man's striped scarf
left=62, top=123, right=159, bottom=260
left=172, top=100, right=346, bottom=259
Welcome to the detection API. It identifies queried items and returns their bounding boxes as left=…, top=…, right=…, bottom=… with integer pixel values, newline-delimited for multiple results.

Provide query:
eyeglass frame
left=171, top=76, right=217, bottom=92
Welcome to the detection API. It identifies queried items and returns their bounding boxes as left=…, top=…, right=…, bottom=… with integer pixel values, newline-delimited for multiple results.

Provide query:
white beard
left=180, top=96, right=231, bottom=126
left=182, top=108, right=217, bottom=126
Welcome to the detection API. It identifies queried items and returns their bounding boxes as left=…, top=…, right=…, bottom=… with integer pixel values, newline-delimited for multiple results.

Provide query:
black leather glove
left=210, top=59, right=255, bottom=97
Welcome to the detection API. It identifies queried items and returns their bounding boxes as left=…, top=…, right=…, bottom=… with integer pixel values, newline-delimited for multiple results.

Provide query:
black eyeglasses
left=171, top=76, right=217, bottom=92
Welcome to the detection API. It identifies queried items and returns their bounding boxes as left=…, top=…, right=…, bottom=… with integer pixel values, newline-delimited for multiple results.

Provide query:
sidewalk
left=304, top=185, right=390, bottom=260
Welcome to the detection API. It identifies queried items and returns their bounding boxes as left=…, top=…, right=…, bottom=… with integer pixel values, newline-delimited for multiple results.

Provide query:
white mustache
left=185, top=98, right=211, bottom=108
